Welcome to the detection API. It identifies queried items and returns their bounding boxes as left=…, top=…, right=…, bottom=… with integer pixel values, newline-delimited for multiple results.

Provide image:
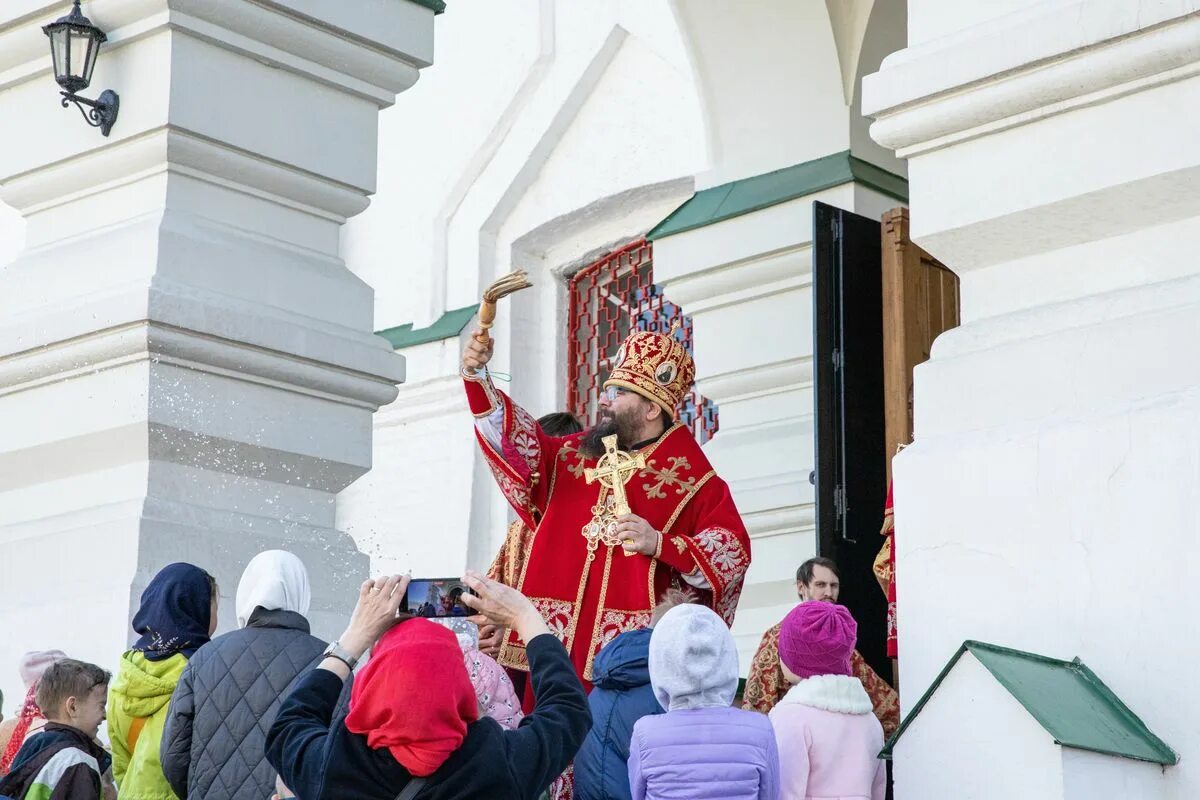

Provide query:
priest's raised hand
left=462, top=329, right=495, bottom=373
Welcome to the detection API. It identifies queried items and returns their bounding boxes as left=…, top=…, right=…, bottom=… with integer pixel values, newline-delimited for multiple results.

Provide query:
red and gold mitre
left=603, top=326, right=696, bottom=418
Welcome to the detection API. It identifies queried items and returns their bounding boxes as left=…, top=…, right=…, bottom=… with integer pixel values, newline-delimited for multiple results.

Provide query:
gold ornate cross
left=584, top=434, right=646, bottom=517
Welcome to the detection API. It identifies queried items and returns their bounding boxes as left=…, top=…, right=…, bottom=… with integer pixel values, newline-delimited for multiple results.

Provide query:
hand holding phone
left=401, top=577, right=474, bottom=619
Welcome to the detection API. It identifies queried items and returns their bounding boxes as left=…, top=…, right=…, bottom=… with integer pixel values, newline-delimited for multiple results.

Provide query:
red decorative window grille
left=566, top=239, right=719, bottom=444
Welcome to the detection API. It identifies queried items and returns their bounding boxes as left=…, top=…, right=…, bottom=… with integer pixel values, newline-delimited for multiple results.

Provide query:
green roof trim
left=647, top=151, right=908, bottom=241
left=409, top=0, right=446, bottom=13
left=376, top=303, right=479, bottom=350
left=880, top=640, right=1178, bottom=766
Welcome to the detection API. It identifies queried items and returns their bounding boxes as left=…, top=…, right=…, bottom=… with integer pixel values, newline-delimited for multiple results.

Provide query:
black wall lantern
left=43, top=1, right=119, bottom=136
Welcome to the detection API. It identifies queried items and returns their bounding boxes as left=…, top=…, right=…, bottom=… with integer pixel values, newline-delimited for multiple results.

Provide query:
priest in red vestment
left=461, top=325, right=751, bottom=693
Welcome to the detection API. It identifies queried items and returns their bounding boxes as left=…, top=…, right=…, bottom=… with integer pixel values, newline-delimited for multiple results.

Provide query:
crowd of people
left=0, top=552, right=889, bottom=800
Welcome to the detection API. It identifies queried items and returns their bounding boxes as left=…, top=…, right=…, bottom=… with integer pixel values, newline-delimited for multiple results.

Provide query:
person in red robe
left=461, top=325, right=752, bottom=697
left=873, top=482, right=898, bottom=659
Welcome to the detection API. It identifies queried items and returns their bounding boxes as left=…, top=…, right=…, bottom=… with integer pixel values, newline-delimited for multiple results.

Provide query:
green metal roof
left=881, top=641, right=1177, bottom=766
left=376, top=303, right=479, bottom=350
left=646, top=150, right=908, bottom=241
left=409, top=0, right=446, bottom=13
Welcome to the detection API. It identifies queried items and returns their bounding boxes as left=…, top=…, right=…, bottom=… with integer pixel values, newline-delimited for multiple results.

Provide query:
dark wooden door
left=812, top=201, right=889, bottom=681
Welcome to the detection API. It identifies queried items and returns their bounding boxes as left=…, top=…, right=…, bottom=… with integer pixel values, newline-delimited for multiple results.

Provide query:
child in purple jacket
left=628, top=604, right=779, bottom=800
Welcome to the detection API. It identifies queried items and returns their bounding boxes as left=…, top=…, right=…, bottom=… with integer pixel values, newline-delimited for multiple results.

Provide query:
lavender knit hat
left=778, top=602, right=856, bottom=679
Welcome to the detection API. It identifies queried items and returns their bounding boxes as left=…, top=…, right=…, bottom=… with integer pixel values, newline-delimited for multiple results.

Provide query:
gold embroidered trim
left=498, top=641, right=529, bottom=672
left=582, top=543, right=617, bottom=682
left=564, top=542, right=599, bottom=656
left=661, top=470, right=716, bottom=535
left=641, top=456, right=698, bottom=500
left=671, top=536, right=687, bottom=554
left=463, top=369, right=502, bottom=418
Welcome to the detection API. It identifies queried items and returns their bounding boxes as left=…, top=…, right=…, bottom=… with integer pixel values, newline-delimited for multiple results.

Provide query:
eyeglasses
left=601, top=386, right=630, bottom=401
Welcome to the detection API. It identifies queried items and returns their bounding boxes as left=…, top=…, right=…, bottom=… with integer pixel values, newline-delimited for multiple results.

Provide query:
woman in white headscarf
left=161, top=551, right=324, bottom=800
left=235, top=550, right=313, bottom=629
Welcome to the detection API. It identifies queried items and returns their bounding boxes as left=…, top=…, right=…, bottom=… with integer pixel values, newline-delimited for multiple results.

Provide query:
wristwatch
left=321, top=641, right=359, bottom=671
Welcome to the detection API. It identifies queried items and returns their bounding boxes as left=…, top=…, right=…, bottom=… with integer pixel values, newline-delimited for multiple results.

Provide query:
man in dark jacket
left=161, top=550, right=326, bottom=799
left=574, top=589, right=694, bottom=800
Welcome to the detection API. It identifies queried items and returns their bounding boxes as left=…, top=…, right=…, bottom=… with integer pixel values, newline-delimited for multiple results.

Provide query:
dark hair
left=36, top=659, right=110, bottom=716
left=537, top=412, right=583, bottom=437
left=796, top=557, right=840, bottom=585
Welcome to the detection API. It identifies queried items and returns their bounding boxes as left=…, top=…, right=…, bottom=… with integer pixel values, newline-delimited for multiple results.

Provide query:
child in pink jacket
left=768, top=601, right=886, bottom=800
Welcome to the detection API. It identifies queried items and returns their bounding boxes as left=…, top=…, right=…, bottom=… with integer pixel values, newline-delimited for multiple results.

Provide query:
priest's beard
left=579, top=406, right=641, bottom=458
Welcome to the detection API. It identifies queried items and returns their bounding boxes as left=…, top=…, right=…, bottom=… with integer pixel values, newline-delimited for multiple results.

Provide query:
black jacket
left=266, top=632, right=590, bottom=800
left=0, top=723, right=110, bottom=800
left=161, top=608, right=327, bottom=799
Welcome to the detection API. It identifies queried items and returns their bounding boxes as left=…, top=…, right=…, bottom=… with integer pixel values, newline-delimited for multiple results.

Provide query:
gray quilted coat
left=161, top=608, right=326, bottom=799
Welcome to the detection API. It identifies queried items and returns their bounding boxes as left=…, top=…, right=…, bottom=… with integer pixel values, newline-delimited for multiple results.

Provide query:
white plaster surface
left=653, top=183, right=904, bottom=670
left=339, top=0, right=912, bottom=677
left=1061, top=749, right=1168, bottom=800
left=0, top=0, right=435, bottom=721
left=867, top=1, right=1197, bottom=795
left=893, top=653, right=1066, bottom=799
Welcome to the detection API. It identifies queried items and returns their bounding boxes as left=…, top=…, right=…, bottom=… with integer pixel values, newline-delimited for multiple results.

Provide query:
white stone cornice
left=864, top=5, right=1200, bottom=157
left=658, top=245, right=812, bottom=313
left=0, top=0, right=428, bottom=102
left=1, top=127, right=370, bottom=219
left=373, top=374, right=468, bottom=429
left=0, top=321, right=400, bottom=409
left=742, top=503, right=814, bottom=540
left=696, top=357, right=812, bottom=405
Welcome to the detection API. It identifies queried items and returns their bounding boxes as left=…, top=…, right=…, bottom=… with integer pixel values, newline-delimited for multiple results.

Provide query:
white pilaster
left=652, top=182, right=899, bottom=671
left=0, top=0, right=435, bottom=696
left=864, top=2, right=1199, bottom=795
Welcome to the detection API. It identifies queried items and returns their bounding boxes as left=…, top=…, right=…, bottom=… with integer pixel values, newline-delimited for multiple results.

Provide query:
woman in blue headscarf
left=107, top=563, right=217, bottom=800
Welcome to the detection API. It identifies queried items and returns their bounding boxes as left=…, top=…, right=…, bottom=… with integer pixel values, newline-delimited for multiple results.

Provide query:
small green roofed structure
left=376, top=303, right=480, bottom=350
left=881, top=640, right=1177, bottom=766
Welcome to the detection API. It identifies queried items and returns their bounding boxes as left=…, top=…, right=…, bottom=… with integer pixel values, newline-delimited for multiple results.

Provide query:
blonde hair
left=650, top=587, right=698, bottom=627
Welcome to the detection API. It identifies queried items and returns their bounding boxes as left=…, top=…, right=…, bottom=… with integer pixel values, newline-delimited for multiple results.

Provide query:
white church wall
left=893, top=653, right=1065, bottom=799
left=669, top=0, right=853, bottom=189
left=342, top=2, right=542, bottom=330
left=649, top=0, right=908, bottom=671
left=652, top=183, right=907, bottom=670
left=0, top=202, right=22, bottom=266
left=0, top=0, right=436, bottom=718
left=1060, top=749, right=1168, bottom=800
left=339, top=1, right=708, bottom=579
left=905, top=0, right=1044, bottom=47
left=866, top=2, right=1199, bottom=795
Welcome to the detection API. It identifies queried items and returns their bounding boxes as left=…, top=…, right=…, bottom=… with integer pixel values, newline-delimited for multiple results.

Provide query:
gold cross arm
left=584, top=434, right=646, bottom=516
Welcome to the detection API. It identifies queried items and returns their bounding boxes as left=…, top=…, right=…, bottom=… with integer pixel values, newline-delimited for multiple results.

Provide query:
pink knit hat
left=18, top=650, right=67, bottom=688
left=778, top=602, right=856, bottom=679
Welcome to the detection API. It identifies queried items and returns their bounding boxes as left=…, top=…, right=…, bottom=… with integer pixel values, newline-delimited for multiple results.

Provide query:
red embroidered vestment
left=465, top=373, right=751, bottom=687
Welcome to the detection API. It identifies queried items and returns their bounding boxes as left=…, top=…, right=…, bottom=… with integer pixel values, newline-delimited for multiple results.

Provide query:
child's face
left=68, top=683, right=108, bottom=738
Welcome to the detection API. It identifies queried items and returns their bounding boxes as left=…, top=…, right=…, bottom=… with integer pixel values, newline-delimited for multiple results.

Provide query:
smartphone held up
left=402, top=577, right=474, bottom=619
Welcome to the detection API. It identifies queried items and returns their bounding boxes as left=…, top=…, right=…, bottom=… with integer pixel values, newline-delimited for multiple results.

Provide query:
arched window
left=566, top=239, right=718, bottom=444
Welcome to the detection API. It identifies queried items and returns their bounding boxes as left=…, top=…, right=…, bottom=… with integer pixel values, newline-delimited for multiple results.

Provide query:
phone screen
left=402, top=577, right=472, bottom=618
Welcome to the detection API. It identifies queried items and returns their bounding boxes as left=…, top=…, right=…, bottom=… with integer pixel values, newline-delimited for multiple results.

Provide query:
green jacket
left=107, top=651, right=187, bottom=800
